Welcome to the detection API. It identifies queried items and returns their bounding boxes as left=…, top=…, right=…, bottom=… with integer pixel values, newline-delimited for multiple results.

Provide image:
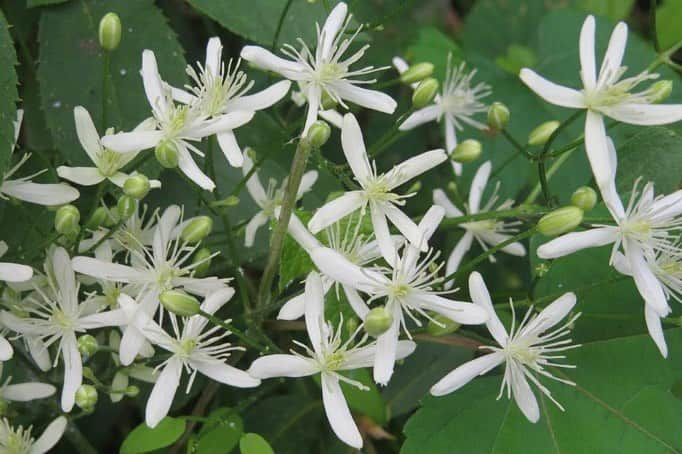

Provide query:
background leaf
left=119, top=417, right=187, bottom=454
left=0, top=8, right=18, bottom=176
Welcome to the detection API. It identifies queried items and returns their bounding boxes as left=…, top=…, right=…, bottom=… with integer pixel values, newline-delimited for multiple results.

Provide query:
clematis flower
left=308, top=113, right=447, bottom=265
left=240, top=2, right=396, bottom=136
left=1, top=110, right=79, bottom=206
left=433, top=161, right=526, bottom=289
left=431, top=272, right=580, bottom=423
left=57, top=106, right=161, bottom=189
left=102, top=50, right=254, bottom=191
left=119, top=289, right=260, bottom=428
left=249, top=272, right=415, bottom=448
left=397, top=55, right=491, bottom=175
left=0, top=247, right=127, bottom=411
left=311, top=206, right=489, bottom=384
left=519, top=15, right=682, bottom=188
left=171, top=37, right=291, bottom=167
left=0, top=416, right=67, bottom=454
left=241, top=149, right=318, bottom=247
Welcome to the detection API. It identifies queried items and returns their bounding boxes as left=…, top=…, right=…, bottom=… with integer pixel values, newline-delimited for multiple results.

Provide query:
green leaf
left=340, top=368, right=387, bottom=424
left=239, top=433, right=274, bottom=454
left=120, top=417, right=187, bottom=454
left=37, top=0, right=186, bottom=169
left=0, top=9, right=19, bottom=177
left=656, top=0, right=682, bottom=51
left=27, top=0, right=70, bottom=7
left=576, top=0, right=635, bottom=21
left=195, top=408, right=243, bottom=454
left=403, top=329, right=682, bottom=453
left=495, top=44, right=537, bottom=75
left=405, top=26, right=462, bottom=80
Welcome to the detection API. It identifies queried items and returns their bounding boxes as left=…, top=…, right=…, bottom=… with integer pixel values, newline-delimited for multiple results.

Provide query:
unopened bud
left=86, top=207, right=108, bottom=230
left=55, top=204, right=80, bottom=235
left=321, top=91, right=337, bottom=110
left=412, top=78, right=439, bottom=108
left=116, top=195, right=136, bottom=221
left=528, top=121, right=560, bottom=146
left=537, top=206, right=584, bottom=237
left=98, top=12, right=121, bottom=51
left=125, top=385, right=140, bottom=398
left=406, top=180, right=422, bottom=194
left=487, top=102, right=510, bottom=130
left=75, top=385, right=98, bottom=412
left=192, top=248, right=212, bottom=277
left=154, top=141, right=179, bottom=168
left=426, top=314, right=460, bottom=336
left=570, top=186, right=598, bottom=212
left=400, top=62, right=434, bottom=84
left=160, top=290, right=200, bottom=317
left=650, top=80, right=673, bottom=103
left=364, top=307, right=393, bottom=337
left=210, top=195, right=240, bottom=209
left=245, top=147, right=257, bottom=162
left=451, top=139, right=482, bottom=163
left=123, top=174, right=151, bottom=200
left=307, top=120, right=331, bottom=148
left=182, top=216, right=213, bottom=243
left=77, top=335, right=99, bottom=358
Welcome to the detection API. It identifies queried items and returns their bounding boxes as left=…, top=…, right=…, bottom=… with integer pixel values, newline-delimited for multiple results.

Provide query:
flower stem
left=501, top=128, right=532, bottom=159
left=524, top=147, right=575, bottom=205
left=101, top=51, right=111, bottom=130
left=440, top=205, right=544, bottom=228
left=271, top=0, right=294, bottom=50
left=368, top=105, right=417, bottom=157
left=197, top=309, right=273, bottom=353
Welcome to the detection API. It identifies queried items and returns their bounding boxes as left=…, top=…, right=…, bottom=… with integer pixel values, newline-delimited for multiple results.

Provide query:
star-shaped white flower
left=520, top=15, right=682, bottom=189
left=57, top=106, right=161, bottom=189
left=0, top=416, right=67, bottom=454
left=308, top=113, right=447, bottom=265
left=240, top=2, right=396, bottom=136
left=433, top=161, right=526, bottom=289
left=431, top=272, right=580, bottom=423
left=249, top=272, right=415, bottom=448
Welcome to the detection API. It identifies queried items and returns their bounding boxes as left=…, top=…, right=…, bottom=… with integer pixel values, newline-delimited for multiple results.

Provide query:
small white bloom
left=250, top=272, right=415, bottom=448
left=308, top=113, right=447, bottom=265
left=433, top=161, right=526, bottom=289
left=398, top=55, right=491, bottom=175
left=520, top=15, right=682, bottom=189
left=0, top=416, right=67, bottom=454
left=240, top=2, right=396, bottom=136
left=431, top=272, right=580, bottom=423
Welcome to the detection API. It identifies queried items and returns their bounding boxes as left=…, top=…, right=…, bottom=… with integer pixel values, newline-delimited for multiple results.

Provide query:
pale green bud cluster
left=75, top=385, right=98, bottom=412
left=123, top=174, right=151, bottom=200
left=155, top=141, right=179, bottom=169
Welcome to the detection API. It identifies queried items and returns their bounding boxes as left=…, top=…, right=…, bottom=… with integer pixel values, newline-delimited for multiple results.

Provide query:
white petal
left=240, top=46, right=306, bottom=79
left=311, top=247, right=384, bottom=293
left=444, top=231, right=474, bottom=290
left=304, top=272, right=325, bottom=353
left=60, top=333, right=82, bottom=412
left=0, top=262, right=33, bottom=283
left=0, top=336, right=12, bottom=361
left=392, top=56, right=409, bottom=74
left=27, top=337, right=51, bottom=371
left=52, top=247, right=77, bottom=312
left=146, top=358, right=182, bottom=428
left=319, top=2, right=348, bottom=59
left=341, top=114, right=372, bottom=181
left=370, top=205, right=397, bottom=266
left=57, top=166, right=105, bottom=186
left=79, top=309, right=128, bottom=329
left=205, top=37, right=222, bottom=76
left=445, top=117, right=457, bottom=157
left=277, top=293, right=306, bottom=320
left=227, top=80, right=292, bottom=112
left=177, top=144, right=215, bottom=191
left=626, top=242, right=670, bottom=316
left=510, top=363, right=540, bottom=423
left=191, top=359, right=260, bottom=387
left=192, top=111, right=255, bottom=137
left=598, top=22, right=628, bottom=83
left=612, top=251, right=631, bottom=275
left=72, top=257, right=139, bottom=283
left=330, top=81, right=397, bottom=114
left=248, top=354, right=318, bottom=378
left=73, top=106, right=102, bottom=163
left=217, top=130, right=244, bottom=167
left=382, top=203, right=425, bottom=250
left=417, top=293, right=489, bottom=325
left=469, top=161, right=492, bottom=213
left=308, top=191, right=365, bottom=233
left=4, top=382, right=55, bottom=401
left=287, top=213, right=321, bottom=252
left=651, top=190, right=682, bottom=221
left=1, top=181, right=79, bottom=206
left=579, top=15, right=597, bottom=91
left=184, top=287, right=235, bottom=338
left=385, top=149, right=447, bottom=190
left=399, top=106, right=439, bottom=131
left=644, top=304, right=668, bottom=358
left=344, top=340, right=415, bottom=370
left=519, top=69, right=586, bottom=108
left=242, top=150, right=269, bottom=207
left=30, top=416, right=67, bottom=454
left=601, top=103, right=682, bottom=126
left=468, top=272, right=508, bottom=345
left=433, top=189, right=464, bottom=217
left=321, top=373, right=363, bottom=449
left=342, top=285, right=370, bottom=320
left=477, top=232, right=527, bottom=256
left=536, top=227, right=617, bottom=259
left=373, top=317, right=400, bottom=385
left=523, top=292, right=577, bottom=335
left=296, top=170, right=318, bottom=199
left=318, top=109, right=344, bottom=129
left=302, top=84, right=321, bottom=137
left=171, top=86, right=195, bottom=104
left=244, top=211, right=269, bottom=248
left=101, top=130, right=164, bottom=153
left=142, top=50, right=165, bottom=113
left=430, top=352, right=504, bottom=396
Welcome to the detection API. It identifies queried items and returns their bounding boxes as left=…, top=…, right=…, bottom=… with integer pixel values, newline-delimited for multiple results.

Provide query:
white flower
left=119, top=289, right=260, bottom=428
left=0, top=364, right=56, bottom=404
left=433, top=161, right=526, bottom=289
left=431, top=272, right=580, bottom=423
left=0, top=247, right=127, bottom=411
left=102, top=50, right=254, bottom=191
left=241, top=150, right=318, bottom=247
left=519, top=15, right=682, bottom=189
left=1, top=110, right=79, bottom=206
left=249, top=272, right=415, bottom=448
left=57, top=106, right=162, bottom=189
left=240, top=2, right=396, bottom=136
left=0, top=416, right=67, bottom=454
left=398, top=55, right=491, bottom=175
left=308, top=113, right=447, bottom=265
left=311, top=206, right=489, bottom=384
left=72, top=205, right=228, bottom=365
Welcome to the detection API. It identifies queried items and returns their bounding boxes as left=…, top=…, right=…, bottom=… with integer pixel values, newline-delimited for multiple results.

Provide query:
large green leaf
left=656, top=0, right=682, bottom=51
left=0, top=9, right=18, bottom=176
left=576, top=0, right=635, bottom=21
left=403, top=329, right=682, bottom=453
left=405, top=26, right=462, bottom=80
left=37, top=0, right=187, bottom=166
left=120, top=417, right=187, bottom=454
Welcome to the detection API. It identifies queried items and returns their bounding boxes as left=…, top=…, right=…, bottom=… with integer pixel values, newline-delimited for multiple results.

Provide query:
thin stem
left=501, top=128, right=532, bottom=159
left=440, top=205, right=543, bottom=228
left=271, top=0, right=294, bottom=50
left=101, top=51, right=111, bottom=130
left=80, top=220, right=124, bottom=255
left=197, top=309, right=271, bottom=353
left=651, top=0, right=661, bottom=53
left=524, top=148, right=575, bottom=205
left=368, top=105, right=417, bottom=157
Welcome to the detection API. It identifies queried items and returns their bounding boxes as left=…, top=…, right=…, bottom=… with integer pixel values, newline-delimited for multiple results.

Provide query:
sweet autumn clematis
left=520, top=15, right=682, bottom=189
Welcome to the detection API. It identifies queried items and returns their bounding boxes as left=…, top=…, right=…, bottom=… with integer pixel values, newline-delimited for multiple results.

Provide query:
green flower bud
left=86, top=206, right=108, bottom=230
left=192, top=247, right=212, bottom=277
left=307, top=120, right=331, bottom=148
left=75, top=385, right=98, bottom=412
left=55, top=204, right=80, bottom=235
left=116, top=195, right=136, bottom=221
left=650, top=80, right=673, bottom=103
left=487, top=102, right=510, bottom=130
left=125, top=385, right=140, bottom=398
left=154, top=140, right=179, bottom=168
left=412, top=78, right=439, bottom=108
left=321, top=91, right=337, bottom=110
left=364, top=307, right=393, bottom=337
left=98, top=12, right=122, bottom=51
left=245, top=147, right=257, bottom=162
left=210, top=195, right=240, bottom=209
left=537, top=206, right=584, bottom=237
left=451, top=139, right=482, bottom=163
left=181, top=216, right=213, bottom=243
left=77, top=335, right=99, bottom=358
left=570, top=186, right=598, bottom=212
left=528, top=120, right=560, bottom=146
left=406, top=180, right=422, bottom=194
left=400, top=62, right=434, bottom=84
left=160, top=290, right=200, bottom=317
left=426, top=314, right=460, bottom=336
left=123, top=174, right=151, bottom=200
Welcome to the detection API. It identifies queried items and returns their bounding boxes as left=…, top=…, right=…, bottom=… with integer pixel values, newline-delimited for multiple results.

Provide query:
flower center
left=316, top=62, right=346, bottom=82
left=177, top=338, right=198, bottom=358
left=505, top=341, right=540, bottom=366
left=388, top=282, right=411, bottom=299
left=157, top=264, right=179, bottom=290
left=622, top=219, right=651, bottom=241
left=363, top=177, right=397, bottom=203
left=98, top=149, right=124, bottom=176
left=104, top=286, right=121, bottom=308
left=50, top=309, right=74, bottom=330
left=322, top=351, right=345, bottom=371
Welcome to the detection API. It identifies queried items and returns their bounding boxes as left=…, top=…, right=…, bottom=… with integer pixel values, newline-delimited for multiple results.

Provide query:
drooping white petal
left=330, top=80, right=397, bottom=114
left=536, top=227, right=617, bottom=259
left=321, top=373, right=363, bottom=449
left=519, top=69, right=586, bottom=108
left=523, top=292, right=577, bottom=335
left=56, top=166, right=105, bottom=186
left=399, top=105, right=440, bottom=131
left=239, top=46, right=306, bottom=80
left=444, top=231, right=474, bottom=290
left=625, top=241, right=670, bottom=317
left=30, top=416, right=68, bottom=454
left=248, top=354, right=318, bottom=378
left=343, top=340, right=415, bottom=370
left=382, top=202, right=425, bottom=250
left=385, top=149, right=447, bottom=190
left=601, top=103, right=682, bottom=126
left=0, top=262, right=33, bottom=283
left=341, top=114, right=372, bottom=181
left=191, top=359, right=261, bottom=387
left=644, top=304, right=668, bottom=358
left=433, top=189, right=464, bottom=217
left=4, top=382, right=56, bottom=401
left=510, top=362, right=540, bottom=423
left=579, top=15, right=597, bottom=91
left=146, top=357, right=182, bottom=428
left=0, top=336, right=12, bottom=361
left=598, top=22, right=628, bottom=83
left=308, top=191, right=365, bottom=233
left=304, top=272, right=325, bottom=354
left=318, top=2, right=348, bottom=59
left=372, top=316, right=400, bottom=385
left=242, top=151, right=269, bottom=206
left=73, top=106, right=102, bottom=164
left=27, top=337, right=51, bottom=372
left=177, top=143, right=216, bottom=191
left=318, top=109, right=344, bottom=129
left=468, top=272, right=508, bottom=345
left=101, top=130, right=164, bottom=153
left=72, top=257, right=140, bottom=283
left=1, top=181, right=79, bottom=206
left=302, top=84, right=321, bottom=137
left=277, top=293, right=306, bottom=321
left=342, top=285, right=370, bottom=320
left=244, top=211, right=269, bottom=248
left=370, top=204, right=397, bottom=266
left=444, top=116, right=457, bottom=155
left=310, top=247, right=384, bottom=293
left=585, top=111, right=614, bottom=188
left=286, top=213, right=321, bottom=253
left=416, top=293, right=489, bottom=325
left=60, top=333, right=82, bottom=412
left=296, top=170, right=318, bottom=199
left=430, top=352, right=504, bottom=396
left=217, top=130, right=244, bottom=167
left=468, top=161, right=492, bottom=213
left=227, top=80, right=292, bottom=112
left=477, top=231, right=527, bottom=256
